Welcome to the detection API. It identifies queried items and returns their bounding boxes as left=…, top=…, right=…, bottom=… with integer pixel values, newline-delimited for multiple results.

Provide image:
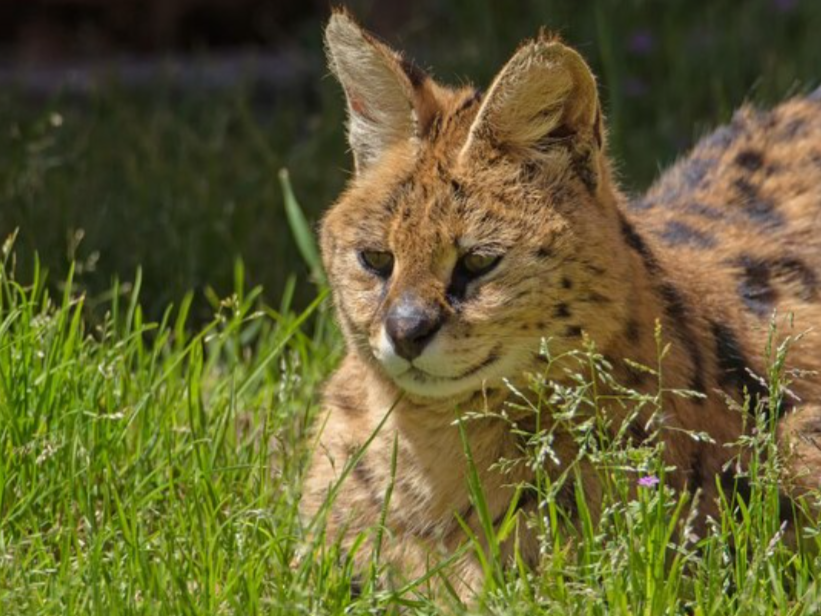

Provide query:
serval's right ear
left=325, top=9, right=439, bottom=173
left=459, top=34, right=604, bottom=189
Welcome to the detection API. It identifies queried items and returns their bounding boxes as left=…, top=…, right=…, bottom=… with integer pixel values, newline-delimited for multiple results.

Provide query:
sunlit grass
left=2, top=239, right=820, bottom=614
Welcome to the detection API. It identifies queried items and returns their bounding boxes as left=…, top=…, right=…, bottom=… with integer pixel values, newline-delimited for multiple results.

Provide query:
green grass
left=0, top=243, right=343, bottom=614
left=2, top=244, right=821, bottom=614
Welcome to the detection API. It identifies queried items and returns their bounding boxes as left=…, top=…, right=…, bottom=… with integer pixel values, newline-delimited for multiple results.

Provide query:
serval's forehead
left=385, top=165, right=463, bottom=248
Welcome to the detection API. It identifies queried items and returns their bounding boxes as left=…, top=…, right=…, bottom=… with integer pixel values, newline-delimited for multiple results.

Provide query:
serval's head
left=320, top=9, right=631, bottom=400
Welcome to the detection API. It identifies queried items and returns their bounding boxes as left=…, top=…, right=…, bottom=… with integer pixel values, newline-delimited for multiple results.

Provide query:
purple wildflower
left=628, top=30, right=654, bottom=55
left=638, top=475, right=660, bottom=488
left=772, top=0, right=799, bottom=13
left=623, top=76, right=649, bottom=98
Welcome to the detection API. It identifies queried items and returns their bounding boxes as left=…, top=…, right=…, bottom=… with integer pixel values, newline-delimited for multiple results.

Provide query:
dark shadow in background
left=0, top=0, right=818, bottom=321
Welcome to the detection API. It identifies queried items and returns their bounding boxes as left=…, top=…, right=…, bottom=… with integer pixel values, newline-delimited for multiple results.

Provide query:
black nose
left=385, top=295, right=443, bottom=361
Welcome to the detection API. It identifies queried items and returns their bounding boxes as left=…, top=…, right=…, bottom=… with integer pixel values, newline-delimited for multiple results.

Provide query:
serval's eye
left=359, top=250, right=394, bottom=278
left=460, top=253, right=502, bottom=277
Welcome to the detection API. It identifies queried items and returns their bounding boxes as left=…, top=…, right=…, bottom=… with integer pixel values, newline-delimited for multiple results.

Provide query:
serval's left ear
left=325, top=9, right=440, bottom=173
left=460, top=35, right=604, bottom=187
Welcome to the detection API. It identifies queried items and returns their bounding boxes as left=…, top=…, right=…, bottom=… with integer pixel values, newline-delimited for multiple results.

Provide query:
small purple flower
left=772, top=0, right=799, bottom=13
left=638, top=475, right=660, bottom=488
left=628, top=30, right=655, bottom=55
left=623, top=76, right=649, bottom=99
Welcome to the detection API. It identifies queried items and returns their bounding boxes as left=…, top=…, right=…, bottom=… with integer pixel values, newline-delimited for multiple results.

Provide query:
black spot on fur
left=623, top=362, right=646, bottom=387
left=625, top=318, right=640, bottom=343
left=732, top=178, right=784, bottom=227
left=562, top=276, right=574, bottom=290
left=734, top=255, right=819, bottom=317
left=580, top=291, right=611, bottom=304
left=658, top=282, right=706, bottom=395
left=735, top=149, right=764, bottom=172
left=658, top=282, right=687, bottom=321
left=683, top=201, right=724, bottom=220
left=710, top=321, right=787, bottom=419
left=686, top=343, right=706, bottom=395
left=536, top=246, right=554, bottom=259
left=687, top=451, right=704, bottom=496
left=554, top=303, right=572, bottom=319
left=658, top=220, right=717, bottom=249
left=619, top=214, right=660, bottom=273
left=687, top=448, right=715, bottom=495
left=556, top=480, right=578, bottom=517
left=627, top=420, right=650, bottom=444
left=564, top=325, right=582, bottom=338
left=720, top=468, right=795, bottom=523
left=735, top=255, right=778, bottom=317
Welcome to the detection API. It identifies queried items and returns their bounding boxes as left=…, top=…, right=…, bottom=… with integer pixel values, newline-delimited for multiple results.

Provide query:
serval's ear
left=460, top=35, right=604, bottom=187
left=325, top=9, right=439, bottom=173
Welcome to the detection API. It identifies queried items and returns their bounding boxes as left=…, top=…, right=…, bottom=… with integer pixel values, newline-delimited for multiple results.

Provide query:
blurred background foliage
left=1, top=0, right=820, bottom=321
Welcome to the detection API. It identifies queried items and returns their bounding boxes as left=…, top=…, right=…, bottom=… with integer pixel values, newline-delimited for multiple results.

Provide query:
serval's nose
left=384, top=293, right=443, bottom=361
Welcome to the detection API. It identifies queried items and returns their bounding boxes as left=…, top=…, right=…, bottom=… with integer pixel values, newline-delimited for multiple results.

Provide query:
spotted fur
left=303, top=9, right=821, bottom=600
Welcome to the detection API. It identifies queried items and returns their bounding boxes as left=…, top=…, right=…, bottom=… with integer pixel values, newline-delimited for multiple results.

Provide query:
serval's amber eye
left=359, top=250, right=394, bottom=278
left=461, top=252, right=502, bottom=277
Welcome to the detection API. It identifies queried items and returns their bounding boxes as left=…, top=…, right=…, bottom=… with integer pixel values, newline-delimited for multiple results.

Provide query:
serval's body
left=303, top=9, right=821, bottom=599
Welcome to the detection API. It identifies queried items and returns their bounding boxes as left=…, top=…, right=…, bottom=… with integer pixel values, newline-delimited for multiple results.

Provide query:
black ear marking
left=593, top=105, right=604, bottom=148
left=399, top=57, right=427, bottom=89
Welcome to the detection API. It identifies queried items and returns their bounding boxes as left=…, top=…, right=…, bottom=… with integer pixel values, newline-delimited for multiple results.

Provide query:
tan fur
left=303, top=9, right=821, bottom=601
